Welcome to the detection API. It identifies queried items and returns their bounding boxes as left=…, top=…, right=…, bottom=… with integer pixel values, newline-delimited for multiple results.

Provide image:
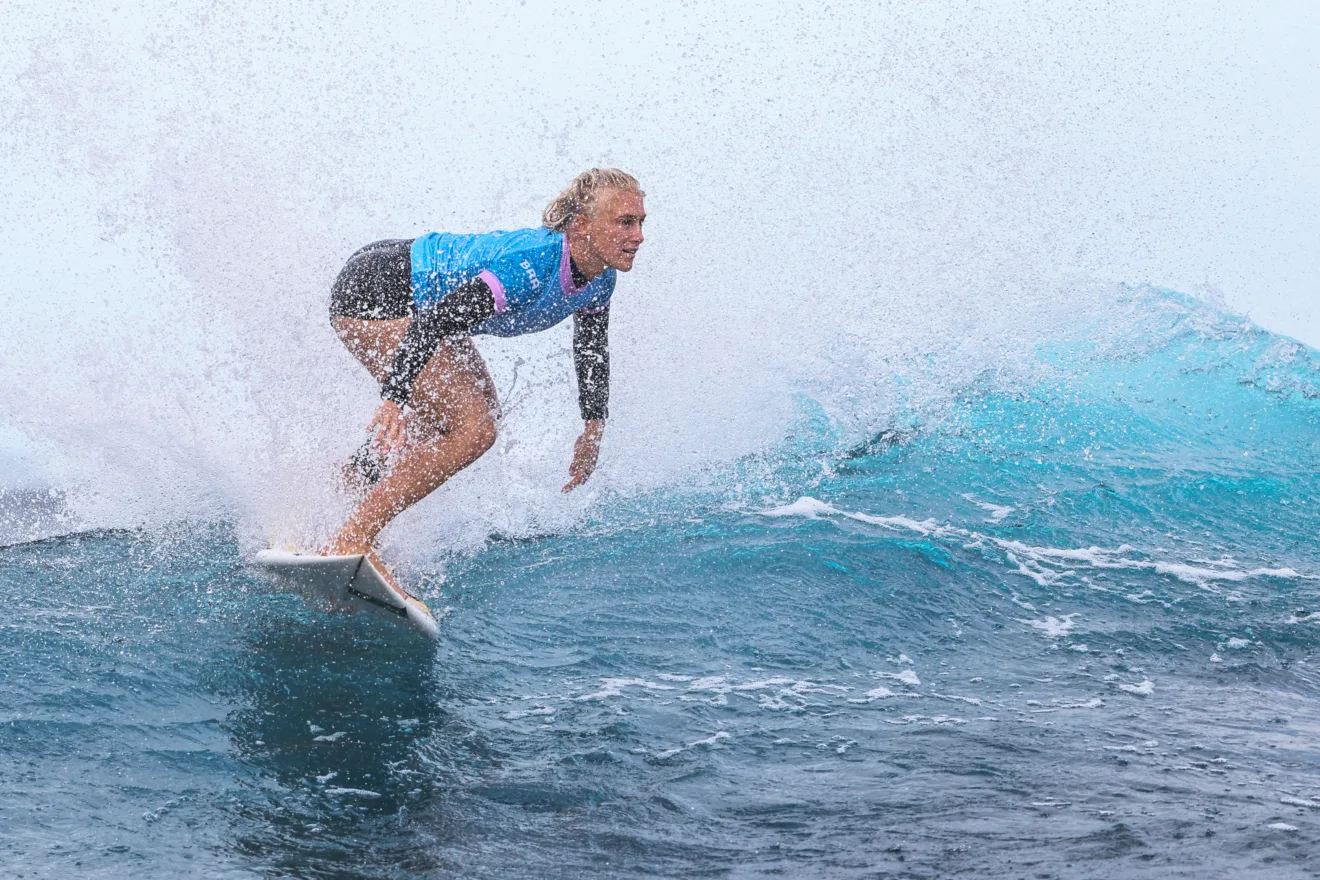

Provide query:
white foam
left=1268, top=823, right=1299, bottom=832
left=847, top=686, right=900, bottom=704
left=846, top=510, right=942, bottom=536
left=691, top=731, right=732, bottom=748
left=730, top=677, right=801, bottom=692
left=313, top=731, right=347, bottom=742
left=962, top=494, right=1015, bottom=522
left=574, top=678, right=677, bottom=701
left=1118, top=679, right=1155, bottom=696
left=570, top=674, right=852, bottom=713
left=1029, top=697, right=1104, bottom=713
left=674, top=675, right=833, bottom=710
left=760, top=499, right=1316, bottom=591
left=325, top=787, right=381, bottom=798
left=887, top=714, right=969, bottom=726
left=1025, top=614, right=1080, bottom=639
left=653, top=730, right=731, bottom=759
left=752, top=681, right=849, bottom=712
left=876, top=670, right=921, bottom=687
left=761, top=497, right=837, bottom=519
left=766, top=498, right=944, bottom=534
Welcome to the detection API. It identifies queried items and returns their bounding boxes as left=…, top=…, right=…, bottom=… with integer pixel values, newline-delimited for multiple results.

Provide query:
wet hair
left=542, top=168, right=644, bottom=232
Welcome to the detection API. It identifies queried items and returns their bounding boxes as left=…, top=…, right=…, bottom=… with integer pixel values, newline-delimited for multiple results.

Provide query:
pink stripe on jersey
left=559, top=235, right=587, bottom=295
left=478, top=270, right=507, bottom=313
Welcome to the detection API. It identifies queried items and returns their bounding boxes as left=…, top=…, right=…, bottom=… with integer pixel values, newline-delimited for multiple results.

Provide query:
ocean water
left=4, top=287, right=1319, bottom=878
left=5, top=2, right=1320, bottom=877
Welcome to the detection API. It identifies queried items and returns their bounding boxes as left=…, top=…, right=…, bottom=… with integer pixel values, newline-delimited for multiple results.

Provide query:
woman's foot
left=363, top=548, right=414, bottom=600
left=320, top=536, right=364, bottom=557
left=318, top=539, right=410, bottom=599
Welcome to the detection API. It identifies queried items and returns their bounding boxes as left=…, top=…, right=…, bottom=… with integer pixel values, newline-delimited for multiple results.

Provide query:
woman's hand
left=563, top=419, right=604, bottom=492
left=368, top=399, right=407, bottom=457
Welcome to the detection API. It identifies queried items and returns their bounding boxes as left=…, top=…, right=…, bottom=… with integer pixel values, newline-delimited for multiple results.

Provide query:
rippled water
left=4, top=294, right=1319, bottom=878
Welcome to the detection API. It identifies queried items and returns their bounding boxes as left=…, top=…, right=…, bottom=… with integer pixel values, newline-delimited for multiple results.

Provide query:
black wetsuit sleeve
left=380, top=278, right=497, bottom=406
left=572, top=306, right=610, bottom=421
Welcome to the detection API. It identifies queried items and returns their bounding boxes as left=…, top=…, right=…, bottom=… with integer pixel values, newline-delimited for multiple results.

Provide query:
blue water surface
left=3, top=292, right=1320, bottom=878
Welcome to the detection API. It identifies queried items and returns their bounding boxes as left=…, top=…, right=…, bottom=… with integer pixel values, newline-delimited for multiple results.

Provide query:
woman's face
left=577, top=188, right=646, bottom=272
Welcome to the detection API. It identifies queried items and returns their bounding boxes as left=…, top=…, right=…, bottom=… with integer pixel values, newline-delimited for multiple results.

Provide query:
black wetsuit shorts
left=328, top=239, right=415, bottom=320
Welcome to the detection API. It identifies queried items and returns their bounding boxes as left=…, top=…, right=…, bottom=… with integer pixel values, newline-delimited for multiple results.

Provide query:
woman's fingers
left=369, top=401, right=407, bottom=456
left=562, top=432, right=600, bottom=492
left=370, top=417, right=390, bottom=451
left=382, top=418, right=403, bottom=454
left=562, top=460, right=582, bottom=492
left=563, top=460, right=588, bottom=491
left=383, top=414, right=402, bottom=450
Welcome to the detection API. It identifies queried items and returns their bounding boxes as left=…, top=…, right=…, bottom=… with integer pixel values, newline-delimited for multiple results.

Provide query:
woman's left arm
left=564, top=307, right=609, bottom=491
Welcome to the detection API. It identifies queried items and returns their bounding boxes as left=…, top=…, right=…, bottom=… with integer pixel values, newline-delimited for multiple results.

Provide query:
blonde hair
left=542, top=168, right=644, bottom=232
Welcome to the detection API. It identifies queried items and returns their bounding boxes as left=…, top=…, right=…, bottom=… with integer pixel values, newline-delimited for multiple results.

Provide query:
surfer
left=321, top=168, right=645, bottom=574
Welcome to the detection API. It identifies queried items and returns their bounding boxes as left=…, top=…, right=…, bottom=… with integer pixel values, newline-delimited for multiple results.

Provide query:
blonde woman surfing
left=322, top=169, right=646, bottom=588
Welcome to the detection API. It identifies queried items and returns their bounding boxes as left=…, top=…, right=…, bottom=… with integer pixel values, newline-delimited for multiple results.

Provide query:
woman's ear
left=567, top=211, right=590, bottom=239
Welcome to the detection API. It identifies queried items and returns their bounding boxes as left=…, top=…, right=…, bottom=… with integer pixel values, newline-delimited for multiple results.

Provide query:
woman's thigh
left=331, top=316, right=409, bottom=384
left=330, top=316, right=498, bottom=439
left=407, top=337, right=499, bottom=439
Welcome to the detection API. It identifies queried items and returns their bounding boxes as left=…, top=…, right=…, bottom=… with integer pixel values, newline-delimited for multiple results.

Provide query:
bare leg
left=326, top=317, right=498, bottom=556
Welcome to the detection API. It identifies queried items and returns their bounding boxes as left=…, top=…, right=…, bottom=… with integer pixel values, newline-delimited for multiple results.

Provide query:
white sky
left=2, top=0, right=1315, bottom=342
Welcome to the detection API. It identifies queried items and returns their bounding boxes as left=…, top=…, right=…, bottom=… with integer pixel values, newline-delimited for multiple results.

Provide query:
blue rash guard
left=375, top=226, right=613, bottom=420
left=410, top=227, right=614, bottom=336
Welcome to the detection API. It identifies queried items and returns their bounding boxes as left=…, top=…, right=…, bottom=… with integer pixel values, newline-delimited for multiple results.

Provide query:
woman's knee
left=469, top=411, right=498, bottom=456
left=415, top=398, right=496, bottom=456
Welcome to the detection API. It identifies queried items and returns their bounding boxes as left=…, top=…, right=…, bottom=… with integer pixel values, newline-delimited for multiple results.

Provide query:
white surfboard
left=252, top=550, right=441, bottom=641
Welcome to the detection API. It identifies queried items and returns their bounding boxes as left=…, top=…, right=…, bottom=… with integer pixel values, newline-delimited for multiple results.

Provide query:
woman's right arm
left=563, top=306, right=610, bottom=491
